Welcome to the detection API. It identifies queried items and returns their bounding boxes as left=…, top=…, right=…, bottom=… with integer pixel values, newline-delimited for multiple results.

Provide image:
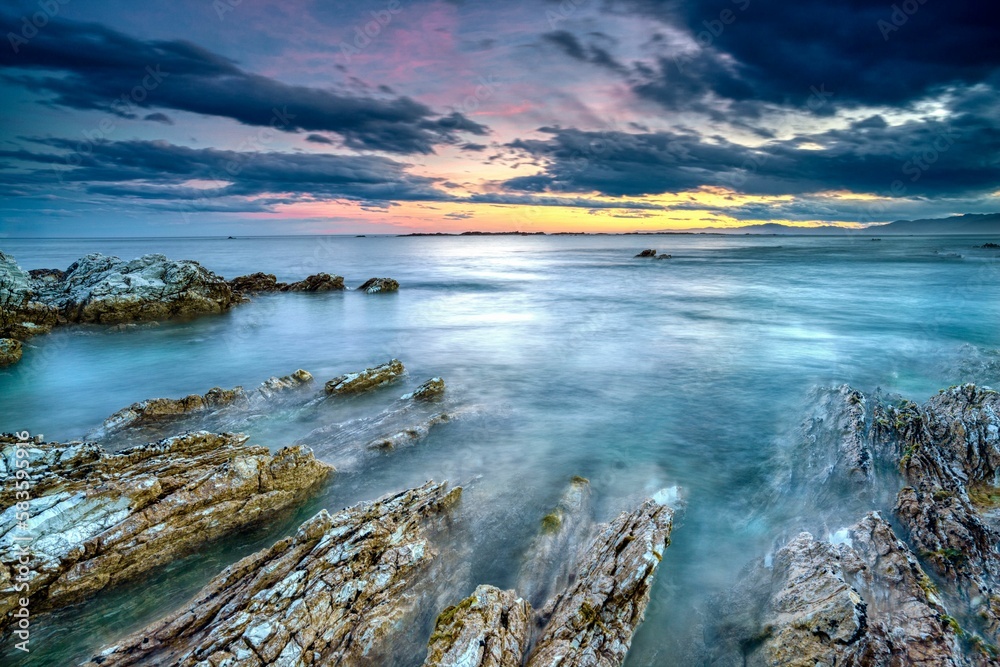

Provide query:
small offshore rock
left=0, top=431, right=332, bottom=631
left=402, top=377, right=446, bottom=401
left=978, top=242, right=1000, bottom=249
left=325, top=358, right=405, bottom=395
left=227, top=272, right=287, bottom=293
left=634, top=249, right=657, bottom=258
left=84, top=481, right=461, bottom=667
left=358, top=277, right=400, bottom=293
left=0, top=338, right=21, bottom=366
left=654, top=253, right=672, bottom=260
left=424, top=585, right=532, bottom=667
left=282, top=272, right=345, bottom=292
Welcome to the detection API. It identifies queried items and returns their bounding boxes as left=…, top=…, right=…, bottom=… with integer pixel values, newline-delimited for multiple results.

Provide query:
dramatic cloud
left=0, top=139, right=449, bottom=203
left=506, top=107, right=1000, bottom=199
left=612, top=0, right=1000, bottom=113
left=0, top=11, right=488, bottom=155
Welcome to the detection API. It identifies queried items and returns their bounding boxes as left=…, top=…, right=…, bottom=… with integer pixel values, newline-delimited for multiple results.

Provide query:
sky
left=1, top=0, right=999, bottom=236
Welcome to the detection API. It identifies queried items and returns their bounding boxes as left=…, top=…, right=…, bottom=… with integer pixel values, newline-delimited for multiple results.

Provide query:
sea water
left=1, top=234, right=999, bottom=664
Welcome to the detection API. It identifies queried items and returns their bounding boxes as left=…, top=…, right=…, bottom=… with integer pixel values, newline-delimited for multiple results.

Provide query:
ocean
left=2, top=233, right=999, bottom=664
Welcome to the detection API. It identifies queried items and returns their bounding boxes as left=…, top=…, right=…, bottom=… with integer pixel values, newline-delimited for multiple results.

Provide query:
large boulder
left=0, top=431, right=331, bottom=632
left=31, top=252, right=241, bottom=324
left=83, top=481, right=462, bottom=667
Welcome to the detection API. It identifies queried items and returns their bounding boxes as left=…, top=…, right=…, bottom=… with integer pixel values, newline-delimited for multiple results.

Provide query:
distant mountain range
left=670, top=213, right=1000, bottom=235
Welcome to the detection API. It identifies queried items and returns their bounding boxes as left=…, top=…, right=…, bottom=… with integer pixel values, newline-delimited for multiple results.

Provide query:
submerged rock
left=94, top=369, right=314, bottom=438
left=0, top=431, right=331, bottom=632
left=84, top=481, right=461, bottom=667
left=655, top=254, right=672, bottom=260
left=706, top=512, right=969, bottom=666
left=366, top=413, right=451, bottom=451
left=281, top=272, right=345, bottom=292
left=634, top=249, right=657, bottom=258
left=402, top=377, right=446, bottom=401
left=227, top=272, right=287, bottom=294
left=525, top=497, right=674, bottom=667
left=31, top=253, right=241, bottom=324
left=517, top=476, right=593, bottom=611
left=98, top=387, right=245, bottom=434
left=325, top=358, right=405, bottom=395
left=0, top=338, right=21, bottom=366
left=424, top=585, right=532, bottom=667
left=358, top=277, right=400, bottom=293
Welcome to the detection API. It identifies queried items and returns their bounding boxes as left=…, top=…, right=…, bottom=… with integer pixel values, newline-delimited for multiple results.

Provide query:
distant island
left=397, top=213, right=1000, bottom=237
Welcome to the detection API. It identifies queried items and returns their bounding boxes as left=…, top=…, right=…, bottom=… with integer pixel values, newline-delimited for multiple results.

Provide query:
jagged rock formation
left=29, top=253, right=241, bottom=324
left=0, top=338, right=21, bottom=366
left=525, top=497, right=674, bottom=667
left=423, top=491, right=675, bottom=667
left=92, top=369, right=314, bottom=438
left=889, top=384, right=1000, bottom=637
left=358, top=277, right=400, bottom=293
left=325, top=359, right=405, bottom=395
left=0, top=251, right=58, bottom=346
left=83, top=481, right=461, bottom=667
left=424, top=585, right=532, bottom=667
left=516, top=476, right=593, bottom=611
left=0, top=431, right=331, bottom=632
left=705, top=512, right=970, bottom=666
left=634, top=249, right=657, bottom=258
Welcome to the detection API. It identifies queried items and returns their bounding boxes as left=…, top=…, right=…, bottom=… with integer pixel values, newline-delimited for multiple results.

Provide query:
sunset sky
left=1, top=0, right=999, bottom=236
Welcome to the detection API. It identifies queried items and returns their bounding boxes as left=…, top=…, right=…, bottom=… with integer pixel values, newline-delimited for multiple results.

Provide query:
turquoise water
left=1, top=234, right=999, bottom=664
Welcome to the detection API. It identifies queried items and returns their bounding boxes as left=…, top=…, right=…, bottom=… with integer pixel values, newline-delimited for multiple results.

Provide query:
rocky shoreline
left=0, top=251, right=400, bottom=367
left=2, top=369, right=1000, bottom=665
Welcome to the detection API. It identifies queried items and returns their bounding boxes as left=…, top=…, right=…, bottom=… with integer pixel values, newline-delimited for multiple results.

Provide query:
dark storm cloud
left=505, top=109, right=1000, bottom=198
left=541, top=30, right=628, bottom=73
left=0, top=12, right=488, bottom=155
left=0, top=139, right=449, bottom=202
left=610, top=0, right=1000, bottom=112
left=143, top=112, right=173, bottom=124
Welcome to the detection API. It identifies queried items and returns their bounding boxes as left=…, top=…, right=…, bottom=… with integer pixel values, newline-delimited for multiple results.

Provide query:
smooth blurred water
left=1, top=234, right=999, bottom=665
